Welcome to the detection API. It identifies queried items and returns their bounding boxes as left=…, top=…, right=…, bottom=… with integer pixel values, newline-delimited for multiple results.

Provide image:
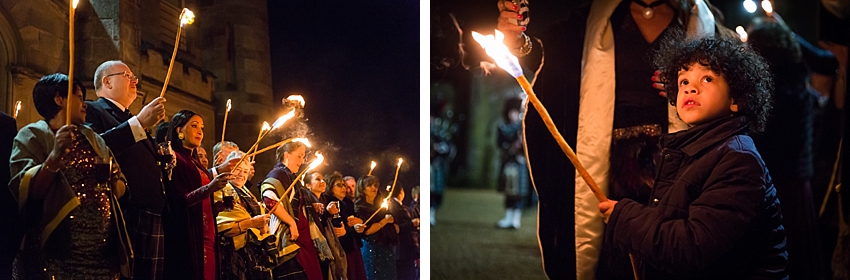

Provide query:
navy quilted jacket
left=604, top=116, right=788, bottom=279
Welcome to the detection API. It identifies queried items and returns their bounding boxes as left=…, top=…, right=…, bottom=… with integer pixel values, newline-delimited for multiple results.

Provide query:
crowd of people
left=0, top=60, right=420, bottom=280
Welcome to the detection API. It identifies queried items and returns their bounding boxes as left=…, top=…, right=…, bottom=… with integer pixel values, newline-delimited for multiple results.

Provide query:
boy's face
left=676, top=63, right=737, bottom=126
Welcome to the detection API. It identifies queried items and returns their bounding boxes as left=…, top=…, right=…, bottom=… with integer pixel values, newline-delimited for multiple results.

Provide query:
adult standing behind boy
left=0, top=111, right=18, bottom=277
left=85, top=60, right=168, bottom=279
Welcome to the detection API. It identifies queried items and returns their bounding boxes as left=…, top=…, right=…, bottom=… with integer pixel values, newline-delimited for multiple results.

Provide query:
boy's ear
left=54, top=93, right=65, bottom=107
left=729, top=98, right=739, bottom=113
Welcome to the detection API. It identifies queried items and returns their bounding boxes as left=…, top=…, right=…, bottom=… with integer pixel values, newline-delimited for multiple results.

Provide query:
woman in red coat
left=162, top=110, right=231, bottom=279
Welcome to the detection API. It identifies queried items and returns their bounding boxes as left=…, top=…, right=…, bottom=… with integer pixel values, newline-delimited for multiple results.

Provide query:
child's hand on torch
left=598, top=200, right=618, bottom=224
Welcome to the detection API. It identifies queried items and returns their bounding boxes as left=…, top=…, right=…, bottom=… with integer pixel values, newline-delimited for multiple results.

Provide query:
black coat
left=390, top=198, right=418, bottom=261
left=85, top=97, right=167, bottom=211
left=327, top=195, right=363, bottom=252
left=604, top=116, right=788, bottom=279
left=0, top=111, right=19, bottom=276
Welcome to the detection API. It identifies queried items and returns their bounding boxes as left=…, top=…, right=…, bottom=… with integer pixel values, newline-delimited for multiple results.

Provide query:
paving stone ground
left=430, top=188, right=547, bottom=280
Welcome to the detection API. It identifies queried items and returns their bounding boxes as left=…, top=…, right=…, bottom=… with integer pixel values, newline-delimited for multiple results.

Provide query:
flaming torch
left=246, top=138, right=310, bottom=159
left=14, top=101, right=21, bottom=119
left=388, top=158, right=403, bottom=196
left=249, top=121, right=270, bottom=161
left=159, top=8, right=195, bottom=98
left=286, top=95, right=305, bottom=107
left=472, top=30, right=607, bottom=203
left=761, top=0, right=773, bottom=17
left=231, top=109, right=297, bottom=173
left=220, top=99, right=231, bottom=145
left=367, top=161, right=377, bottom=176
left=364, top=197, right=390, bottom=224
left=269, top=152, right=325, bottom=214
left=66, top=0, right=80, bottom=125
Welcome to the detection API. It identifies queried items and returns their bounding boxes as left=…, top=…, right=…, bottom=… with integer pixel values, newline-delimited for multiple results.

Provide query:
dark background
left=430, top=0, right=823, bottom=187
left=267, top=1, right=420, bottom=195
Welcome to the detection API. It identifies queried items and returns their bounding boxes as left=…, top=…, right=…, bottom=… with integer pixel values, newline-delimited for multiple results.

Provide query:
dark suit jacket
left=86, top=97, right=166, bottom=211
left=0, top=111, right=19, bottom=277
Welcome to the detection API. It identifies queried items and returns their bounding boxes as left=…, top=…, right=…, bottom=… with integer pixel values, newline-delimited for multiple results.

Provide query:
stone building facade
left=0, top=0, right=276, bottom=172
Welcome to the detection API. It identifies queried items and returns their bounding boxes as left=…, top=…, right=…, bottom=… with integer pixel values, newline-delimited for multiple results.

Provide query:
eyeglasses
left=333, top=182, right=346, bottom=188
left=106, top=71, right=138, bottom=83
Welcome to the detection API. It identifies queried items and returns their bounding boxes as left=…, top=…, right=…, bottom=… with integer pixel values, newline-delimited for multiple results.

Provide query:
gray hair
left=225, top=150, right=246, bottom=163
left=94, top=60, right=126, bottom=92
left=213, top=141, right=240, bottom=159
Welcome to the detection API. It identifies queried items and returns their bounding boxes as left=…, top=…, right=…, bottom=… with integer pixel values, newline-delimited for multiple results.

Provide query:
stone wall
left=0, top=0, right=274, bottom=168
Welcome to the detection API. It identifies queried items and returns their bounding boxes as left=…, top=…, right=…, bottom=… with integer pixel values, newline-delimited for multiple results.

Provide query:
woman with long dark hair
left=162, top=109, right=231, bottom=279
left=354, top=175, right=396, bottom=280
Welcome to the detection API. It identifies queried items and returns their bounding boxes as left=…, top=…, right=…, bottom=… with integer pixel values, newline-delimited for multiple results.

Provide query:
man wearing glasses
left=85, top=60, right=168, bottom=279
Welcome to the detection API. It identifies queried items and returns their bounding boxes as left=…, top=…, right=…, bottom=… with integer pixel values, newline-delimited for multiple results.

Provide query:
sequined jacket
left=8, top=120, right=132, bottom=276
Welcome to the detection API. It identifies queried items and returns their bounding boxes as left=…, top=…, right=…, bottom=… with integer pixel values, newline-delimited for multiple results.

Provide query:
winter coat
left=604, top=116, right=788, bottom=279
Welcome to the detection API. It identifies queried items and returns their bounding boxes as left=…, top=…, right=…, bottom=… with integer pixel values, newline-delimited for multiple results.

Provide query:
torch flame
left=293, top=138, right=311, bottom=147
left=380, top=198, right=388, bottom=209
left=271, top=109, right=296, bottom=130
left=286, top=95, right=306, bottom=107
left=736, top=26, right=748, bottom=42
left=307, top=152, right=324, bottom=171
left=180, top=8, right=195, bottom=26
left=397, top=158, right=403, bottom=166
left=72, top=0, right=79, bottom=9
left=261, top=121, right=270, bottom=132
left=371, top=161, right=377, bottom=169
left=226, top=99, right=232, bottom=112
left=761, top=0, right=773, bottom=15
left=386, top=185, right=391, bottom=191
left=471, top=30, right=523, bottom=78
left=14, top=101, right=21, bottom=119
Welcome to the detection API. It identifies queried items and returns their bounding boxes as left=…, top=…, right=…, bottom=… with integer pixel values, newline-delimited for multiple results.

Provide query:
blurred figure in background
left=495, top=97, right=529, bottom=229
left=390, top=186, right=420, bottom=280
left=344, top=176, right=357, bottom=200
left=747, top=16, right=826, bottom=280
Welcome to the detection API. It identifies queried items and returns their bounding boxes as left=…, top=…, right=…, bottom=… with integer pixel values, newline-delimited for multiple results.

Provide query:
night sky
left=267, top=1, right=420, bottom=192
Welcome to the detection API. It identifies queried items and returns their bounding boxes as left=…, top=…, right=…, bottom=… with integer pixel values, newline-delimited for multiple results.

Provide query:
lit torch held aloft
left=159, top=8, right=195, bottom=98
left=221, top=99, right=231, bottom=145
left=472, top=30, right=607, bottom=203
left=66, top=0, right=80, bottom=125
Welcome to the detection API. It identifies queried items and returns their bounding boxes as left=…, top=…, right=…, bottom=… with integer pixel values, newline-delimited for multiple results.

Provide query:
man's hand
left=216, top=156, right=241, bottom=173
left=598, top=200, right=618, bottom=224
left=137, top=97, right=166, bottom=127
